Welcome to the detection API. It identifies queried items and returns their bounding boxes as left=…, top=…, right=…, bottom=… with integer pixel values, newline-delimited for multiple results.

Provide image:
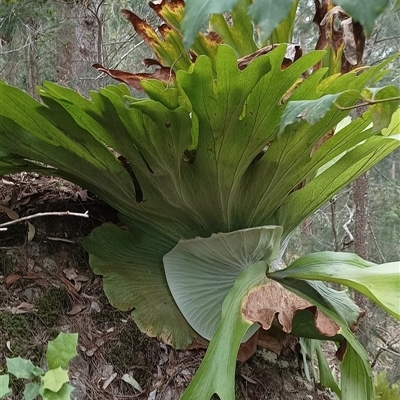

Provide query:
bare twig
left=371, top=330, right=400, bottom=368
left=375, top=35, right=400, bottom=43
left=95, top=40, right=144, bottom=80
left=0, top=211, right=89, bottom=231
left=335, top=96, right=400, bottom=111
left=368, top=221, right=387, bottom=263
left=373, top=166, right=399, bottom=189
left=330, top=197, right=340, bottom=251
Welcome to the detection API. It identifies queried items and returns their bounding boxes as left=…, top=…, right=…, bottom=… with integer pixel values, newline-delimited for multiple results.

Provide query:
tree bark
left=56, top=0, right=75, bottom=85
left=25, top=19, right=40, bottom=99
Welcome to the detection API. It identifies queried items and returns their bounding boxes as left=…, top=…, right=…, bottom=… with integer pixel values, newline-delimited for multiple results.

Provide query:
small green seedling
left=0, top=332, right=78, bottom=400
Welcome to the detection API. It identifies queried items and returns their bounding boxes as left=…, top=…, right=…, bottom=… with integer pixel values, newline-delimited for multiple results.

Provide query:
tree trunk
left=56, top=0, right=103, bottom=89
left=56, top=0, right=76, bottom=85
left=25, top=20, right=40, bottom=99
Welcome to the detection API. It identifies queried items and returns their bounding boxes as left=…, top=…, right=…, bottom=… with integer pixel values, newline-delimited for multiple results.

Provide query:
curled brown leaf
left=93, top=63, right=175, bottom=91
left=242, top=280, right=339, bottom=337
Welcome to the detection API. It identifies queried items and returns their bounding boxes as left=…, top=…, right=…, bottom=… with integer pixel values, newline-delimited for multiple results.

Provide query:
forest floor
left=0, top=173, right=379, bottom=400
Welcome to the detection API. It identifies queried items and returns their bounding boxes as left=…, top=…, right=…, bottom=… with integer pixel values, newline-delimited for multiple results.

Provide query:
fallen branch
left=0, top=210, right=89, bottom=231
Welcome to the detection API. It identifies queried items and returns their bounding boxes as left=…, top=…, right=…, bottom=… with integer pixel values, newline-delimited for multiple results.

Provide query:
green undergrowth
left=0, top=284, right=68, bottom=397
left=0, top=313, right=40, bottom=397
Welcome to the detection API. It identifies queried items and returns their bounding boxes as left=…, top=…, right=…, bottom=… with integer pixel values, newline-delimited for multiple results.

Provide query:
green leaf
left=46, top=333, right=78, bottom=370
left=0, top=81, right=138, bottom=218
left=279, top=91, right=359, bottom=133
left=279, top=133, right=400, bottom=236
left=41, top=367, right=69, bottom=393
left=368, top=86, right=400, bottom=132
left=32, top=365, right=45, bottom=377
left=0, top=375, right=12, bottom=398
left=83, top=223, right=204, bottom=349
left=248, top=0, right=296, bottom=43
left=336, top=0, right=391, bottom=36
left=6, top=356, right=38, bottom=379
left=209, top=0, right=257, bottom=57
left=315, top=341, right=341, bottom=397
left=270, top=0, right=300, bottom=44
left=163, top=226, right=282, bottom=341
left=299, top=338, right=341, bottom=397
left=24, top=382, right=41, bottom=400
left=181, top=261, right=268, bottom=400
left=374, top=370, right=400, bottom=400
left=1, top=41, right=398, bottom=353
left=274, top=279, right=374, bottom=400
left=40, top=384, right=74, bottom=400
left=269, top=252, right=400, bottom=319
left=382, top=106, right=400, bottom=136
left=182, top=0, right=238, bottom=49
left=341, top=342, right=372, bottom=400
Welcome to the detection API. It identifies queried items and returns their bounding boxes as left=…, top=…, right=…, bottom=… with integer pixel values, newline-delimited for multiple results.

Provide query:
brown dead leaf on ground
left=4, top=273, right=21, bottom=286
left=67, top=303, right=86, bottom=316
left=27, top=221, right=35, bottom=242
left=0, top=204, right=19, bottom=220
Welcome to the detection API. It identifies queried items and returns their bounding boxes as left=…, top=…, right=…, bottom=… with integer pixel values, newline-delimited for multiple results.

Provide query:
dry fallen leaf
left=102, top=372, right=117, bottom=390
left=257, top=326, right=298, bottom=356
left=12, top=302, right=35, bottom=314
left=122, top=373, right=143, bottom=392
left=75, top=274, right=90, bottom=282
left=47, top=237, right=75, bottom=244
left=27, top=221, right=35, bottom=242
left=5, top=274, right=21, bottom=286
left=67, top=303, right=86, bottom=316
left=78, top=189, right=88, bottom=201
left=63, top=268, right=78, bottom=281
left=237, top=330, right=259, bottom=363
left=0, top=204, right=19, bottom=220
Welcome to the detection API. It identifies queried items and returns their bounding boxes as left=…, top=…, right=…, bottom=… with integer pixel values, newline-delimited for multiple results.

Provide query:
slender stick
left=0, top=210, right=89, bottom=231
left=335, top=96, right=400, bottom=111
left=368, top=221, right=387, bottom=263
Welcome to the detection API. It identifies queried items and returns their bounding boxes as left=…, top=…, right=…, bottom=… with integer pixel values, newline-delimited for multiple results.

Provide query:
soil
left=0, top=173, right=335, bottom=400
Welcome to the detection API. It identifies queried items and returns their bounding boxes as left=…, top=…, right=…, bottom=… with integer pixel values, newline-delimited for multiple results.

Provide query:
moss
left=106, top=319, right=157, bottom=389
left=0, top=313, right=35, bottom=347
left=35, top=286, right=68, bottom=327
left=0, top=314, right=42, bottom=396
left=0, top=252, right=14, bottom=277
